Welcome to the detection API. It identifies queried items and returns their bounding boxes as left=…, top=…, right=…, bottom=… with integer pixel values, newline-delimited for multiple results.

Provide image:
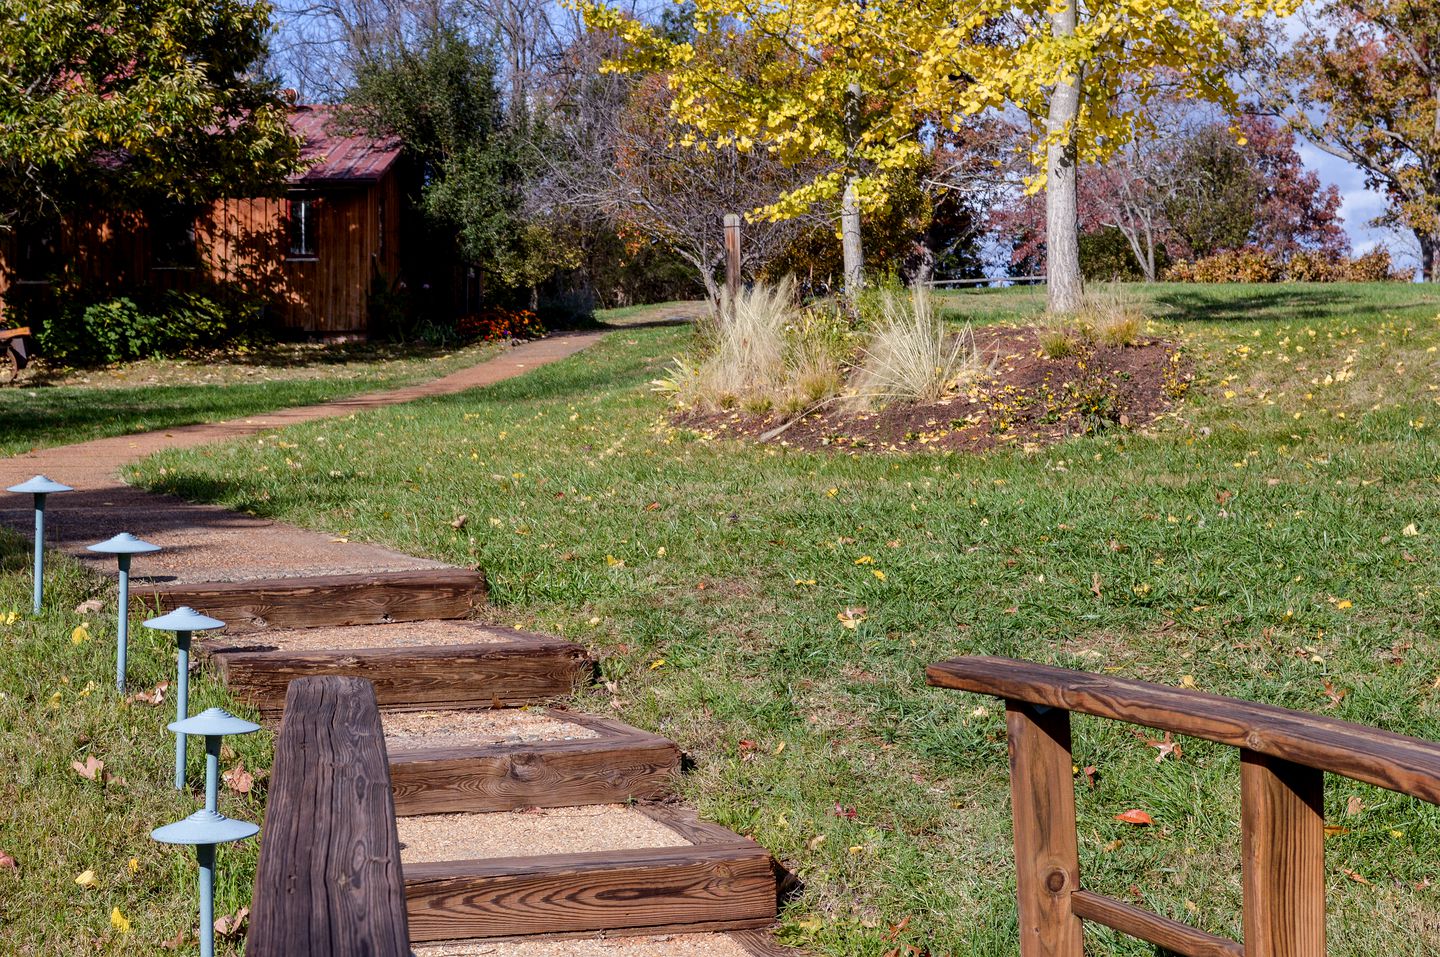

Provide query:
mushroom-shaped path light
left=169, top=707, right=260, bottom=812
left=144, top=606, right=225, bottom=789
left=86, top=533, right=161, bottom=692
left=6, top=475, right=73, bottom=614
left=152, top=810, right=259, bottom=957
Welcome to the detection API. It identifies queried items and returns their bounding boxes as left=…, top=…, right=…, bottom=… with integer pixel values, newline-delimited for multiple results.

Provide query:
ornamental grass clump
left=850, top=287, right=986, bottom=407
left=655, top=279, right=848, bottom=411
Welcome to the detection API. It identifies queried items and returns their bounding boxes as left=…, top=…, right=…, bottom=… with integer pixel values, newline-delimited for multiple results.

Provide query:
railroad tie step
left=199, top=621, right=591, bottom=719
left=137, top=567, right=487, bottom=633
left=399, top=803, right=779, bottom=943
left=384, top=708, right=681, bottom=815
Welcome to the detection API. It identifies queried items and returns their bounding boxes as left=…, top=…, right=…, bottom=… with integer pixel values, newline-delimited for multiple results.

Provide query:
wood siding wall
left=0, top=168, right=403, bottom=336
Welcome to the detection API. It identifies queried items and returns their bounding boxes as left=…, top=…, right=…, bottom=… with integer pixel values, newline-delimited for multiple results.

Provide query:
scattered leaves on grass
left=1322, top=679, right=1347, bottom=708
left=110, top=907, right=131, bottom=934
left=0, top=850, right=16, bottom=872
left=73, top=599, right=104, bottom=615
left=74, top=869, right=97, bottom=888
left=1135, top=730, right=1182, bottom=763
left=71, top=755, right=105, bottom=782
left=838, top=607, right=867, bottom=629
left=223, top=763, right=254, bottom=795
left=159, top=929, right=189, bottom=949
left=450, top=515, right=467, bottom=530
left=1091, top=573, right=1102, bottom=598
left=214, top=907, right=249, bottom=937
left=1115, top=809, right=1155, bottom=826
left=833, top=803, right=858, bottom=820
left=126, top=681, right=168, bottom=706
left=70, top=623, right=91, bottom=645
left=1339, top=867, right=1372, bottom=886
left=1403, top=523, right=1419, bottom=537
left=1346, top=795, right=1365, bottom=816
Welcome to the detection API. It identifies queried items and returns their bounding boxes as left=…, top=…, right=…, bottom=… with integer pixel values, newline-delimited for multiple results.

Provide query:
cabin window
left=151, top=205, right=200, bottom=269
left=287, top=197, right=318, bottom=259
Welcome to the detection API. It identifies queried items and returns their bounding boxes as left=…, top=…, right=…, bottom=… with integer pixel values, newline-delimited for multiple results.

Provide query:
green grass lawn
left=0, top=338, right=508, bottom=456
left=28, top=282, right=1440, bottom=953
left=0, top=533, right=268, bottom=953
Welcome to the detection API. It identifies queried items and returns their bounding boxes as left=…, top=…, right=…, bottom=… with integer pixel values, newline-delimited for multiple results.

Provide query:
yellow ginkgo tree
left=581, top=0, right=967, bottom=298
left=585, top=0, right=1297, bottom=312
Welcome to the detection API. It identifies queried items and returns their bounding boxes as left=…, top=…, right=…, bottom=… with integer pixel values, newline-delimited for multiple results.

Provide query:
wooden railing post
left=723, top=213, right=741, bottom=309
left=1241, top=749, right=1325, bottom=957
left=1007, top=700, right=1084, bottom=957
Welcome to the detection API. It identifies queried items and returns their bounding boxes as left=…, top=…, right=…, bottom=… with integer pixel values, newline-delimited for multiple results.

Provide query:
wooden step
left=138, top=567, right=486, bottom=633
left=202, top=622, right=591, bottom=719
left=401, top=804, right=777, bottom=942
left=387, top=710, right=681, bottom=816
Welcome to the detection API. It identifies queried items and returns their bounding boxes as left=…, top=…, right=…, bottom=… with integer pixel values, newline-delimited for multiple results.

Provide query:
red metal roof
left=289, top=105, right=401, bottom=185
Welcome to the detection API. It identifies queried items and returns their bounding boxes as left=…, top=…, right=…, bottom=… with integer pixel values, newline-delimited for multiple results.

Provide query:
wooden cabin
left=0, top=106, right=407, bottom=338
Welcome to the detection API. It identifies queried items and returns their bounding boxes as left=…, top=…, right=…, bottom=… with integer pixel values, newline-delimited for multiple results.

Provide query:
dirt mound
left=675, top=325, right=1190, bottom=453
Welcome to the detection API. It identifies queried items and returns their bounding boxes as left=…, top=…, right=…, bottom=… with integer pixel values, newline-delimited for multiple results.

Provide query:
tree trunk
left=1045, top=0, right=1084, bottom=313
left=1420, top=231, right=1436, bottom=283
left=841, top=176, right=865, bottom=300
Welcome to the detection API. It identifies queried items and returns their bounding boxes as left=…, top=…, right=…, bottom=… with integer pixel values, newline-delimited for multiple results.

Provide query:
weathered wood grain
left=403, top=842, right=777, bottom=941
left=388, top=724, right=680, bottom=815
left=928, top=656, right=1440, bottom=804
left=1070, top=891, right=1244, bottom=957
left=140, top=568, right=486, bottom=633
left=248, top=676, right=410, bottom=955
left=1007, top=701, right=1083, bottom=957
left=1241, top=750, right=1325, bottom=957
left=211, top=638, right=590, bottom=719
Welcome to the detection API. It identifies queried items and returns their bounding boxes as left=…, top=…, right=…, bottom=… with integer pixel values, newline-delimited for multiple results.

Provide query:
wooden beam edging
left=248, top=676, right=410, bottom=955
left=927, top=655, right=1440, bottom=957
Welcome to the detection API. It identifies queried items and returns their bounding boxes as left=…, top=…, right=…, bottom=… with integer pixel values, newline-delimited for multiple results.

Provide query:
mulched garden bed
left=674, top=325, right=1191, bottom=454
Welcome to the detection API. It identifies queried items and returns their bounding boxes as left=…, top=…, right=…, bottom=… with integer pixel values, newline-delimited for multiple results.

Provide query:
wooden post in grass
left=723, top=213, right=742, bottom=317
left=1241, top=750, right=1325, bottom=957
left=1006, top=701, right=1084, bottom=957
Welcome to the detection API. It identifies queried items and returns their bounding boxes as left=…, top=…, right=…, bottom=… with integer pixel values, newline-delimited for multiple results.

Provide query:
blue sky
left=1300, top=143, right=1413, bottom=270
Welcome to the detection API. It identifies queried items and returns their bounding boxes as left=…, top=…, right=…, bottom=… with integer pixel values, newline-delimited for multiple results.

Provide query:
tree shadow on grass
left=1149, top=285, right=1435, bottom=324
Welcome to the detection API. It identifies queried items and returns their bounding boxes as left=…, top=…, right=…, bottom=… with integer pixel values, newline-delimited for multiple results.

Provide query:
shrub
left=30, top=288, right=237, bottom=365
left=1167, top=248, right=1283, bottom=283
left=850, top=287, right=986, bottom=406
left=1286, top=250, right=1346, bottom=283
left=456, top=307, right=546, bottom=342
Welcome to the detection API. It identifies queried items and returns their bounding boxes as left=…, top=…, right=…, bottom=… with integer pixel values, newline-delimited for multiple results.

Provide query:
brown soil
left=396, top=806, right=690, bottom=863
left=382, top=708, right=599, bottom=751
left=677, top=325, right=1189, bottom=454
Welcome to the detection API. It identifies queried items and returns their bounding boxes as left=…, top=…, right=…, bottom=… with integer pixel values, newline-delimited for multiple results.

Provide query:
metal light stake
left=168, top=708, right=259, bottom=812
left=143, top=606, right=225, bottom=789
left=6, top=475, right=73, bottom=614
left=151, top=810, right=258, bottom=957
left=86, top=533, right=161, bottom=693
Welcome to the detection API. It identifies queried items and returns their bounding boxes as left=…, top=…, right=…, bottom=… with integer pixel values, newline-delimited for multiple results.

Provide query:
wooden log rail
left=927, top=655, right=1440, bottom=957
left=248, top=676, right=411, bottom=955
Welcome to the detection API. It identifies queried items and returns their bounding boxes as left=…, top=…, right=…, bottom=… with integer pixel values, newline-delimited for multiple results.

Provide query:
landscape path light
left=151, top=810, right=258, bottom=957
left=6, top=475, right=73, bottom=614
left=169, top=708, right=259, bottom=812
left=143, top=606, right=225, bottom=789
left=85, top=533, right=161, bottom=693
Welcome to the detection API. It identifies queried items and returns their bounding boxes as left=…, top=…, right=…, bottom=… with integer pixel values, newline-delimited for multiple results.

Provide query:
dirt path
left=0, top=331, right=602, bottom=584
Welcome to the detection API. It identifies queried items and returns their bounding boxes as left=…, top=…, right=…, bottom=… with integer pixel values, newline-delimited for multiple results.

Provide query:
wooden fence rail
left=927, top=655, right=1440, bottom=957
left=248, top=676, right=411, bottom=955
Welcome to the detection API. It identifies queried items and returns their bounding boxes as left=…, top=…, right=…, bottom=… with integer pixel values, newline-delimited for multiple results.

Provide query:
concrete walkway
left=0, top=331, right=602, bottom=584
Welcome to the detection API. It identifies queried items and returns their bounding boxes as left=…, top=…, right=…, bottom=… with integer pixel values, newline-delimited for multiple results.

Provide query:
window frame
left=286, top=195, right=319, bottom=261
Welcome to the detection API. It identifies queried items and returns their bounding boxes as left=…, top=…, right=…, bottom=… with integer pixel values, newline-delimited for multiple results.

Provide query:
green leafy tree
left=0, top=0, right=300, bottom=227
left=341, top=25, right=571, bottom=305
left=1163, top=125, right=1264, bottom=258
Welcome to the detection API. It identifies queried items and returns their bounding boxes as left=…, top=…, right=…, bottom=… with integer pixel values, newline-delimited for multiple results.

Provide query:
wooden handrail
left=248, top=676, right=411, bottom=955
left=927, top=655, right=1440, bottom=804
left=928, top=655, right=1440, bottom=957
